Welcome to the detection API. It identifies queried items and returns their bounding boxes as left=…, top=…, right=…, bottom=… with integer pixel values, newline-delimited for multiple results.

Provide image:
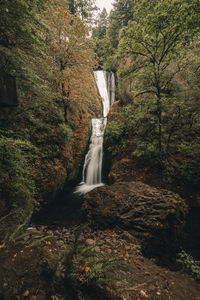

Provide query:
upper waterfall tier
left=94, top=70, right=111, bottom=117
left=106, top=71, right=115, bottom=106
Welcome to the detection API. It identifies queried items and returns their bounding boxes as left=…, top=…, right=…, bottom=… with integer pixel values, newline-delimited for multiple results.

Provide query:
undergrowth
left=177, top=250, right=200, bottom=281
left=0, top=223, right=51, bottom=248
left=52, top=225, right=128, bottom=300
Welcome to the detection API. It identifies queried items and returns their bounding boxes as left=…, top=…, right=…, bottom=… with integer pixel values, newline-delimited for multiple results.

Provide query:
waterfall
left=94, top=71, right=110, bottom=118
left=75, top=70, right=114, bottom=195
left=106, top=71, right=115, bottom=106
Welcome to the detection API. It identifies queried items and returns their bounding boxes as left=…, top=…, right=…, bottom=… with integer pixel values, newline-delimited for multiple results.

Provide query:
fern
left=177, top=250, right=200, bottom=280
left=1, top=224, right=51, bottom=247
left=55, top=225, right=128, bottom=300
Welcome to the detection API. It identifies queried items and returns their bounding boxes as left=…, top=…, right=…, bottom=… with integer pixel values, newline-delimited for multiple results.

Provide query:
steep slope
left=0, top=0, right=102, bottom=234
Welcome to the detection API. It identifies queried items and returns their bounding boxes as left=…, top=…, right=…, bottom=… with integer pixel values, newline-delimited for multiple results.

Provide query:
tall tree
left=67, top=0, right=98, bottom=23
left=0, top=0, right=49, bottom=98
left=92, top=0, right=134, bottom=70
left=92, top=8, right=108, bottom=39
left=107, top=0, right=134, bottom=50
left=118, top=0, right=200, bottom=166
left=45, top=0, right=97, bottom=122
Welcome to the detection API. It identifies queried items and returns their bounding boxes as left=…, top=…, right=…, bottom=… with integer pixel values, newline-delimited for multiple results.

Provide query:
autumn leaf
left=23, top=290, right=30, bottom=297
left=140, top=290, right=149, bottom=298
left=45, top=241, right=52, bottom=245
left=78, top=275, right=84, bottom=282
left=85, top=266, right=90, bottom=273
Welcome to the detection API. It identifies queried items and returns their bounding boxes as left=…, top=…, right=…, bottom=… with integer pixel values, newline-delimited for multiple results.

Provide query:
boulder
left=83, top=181, right=188, bottom=255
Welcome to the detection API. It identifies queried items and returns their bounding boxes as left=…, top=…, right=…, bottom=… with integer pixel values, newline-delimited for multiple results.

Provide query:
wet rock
left=85, top=238, right=95, bottom=246
left=83, top=181, right=188, bottom=255
left=57, top=240, right=65, bottom=247
left=26, top=227, right=43, bottom=237
left=121, top=231, right=135, bottom=243
left=107, top=248, right=112, bottom=254
left=93, top=246, right=101, bottom=253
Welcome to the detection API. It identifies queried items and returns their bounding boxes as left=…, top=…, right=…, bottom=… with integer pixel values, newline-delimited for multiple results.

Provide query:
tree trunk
left=154, top=64, right=162, bottom=165
left=157, top=93, right=162, bottom=156
left=61, top=82, right=67, bottom=123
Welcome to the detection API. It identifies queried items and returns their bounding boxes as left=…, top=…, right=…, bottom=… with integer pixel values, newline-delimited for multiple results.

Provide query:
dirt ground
left=0, top=222, right=200, bottom=300
left=1, top=175, right=200, bottom=300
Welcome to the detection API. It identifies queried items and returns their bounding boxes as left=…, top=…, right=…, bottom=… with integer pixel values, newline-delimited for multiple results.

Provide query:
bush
left=177, top=250, right=200, bottom=280
left=0, top=137, right=38, bottom=224
left=104, top=119, right=129, bottom=160
left=0, top=223, right=51, bottom=247
left=57, top=123, right=73, bottom=145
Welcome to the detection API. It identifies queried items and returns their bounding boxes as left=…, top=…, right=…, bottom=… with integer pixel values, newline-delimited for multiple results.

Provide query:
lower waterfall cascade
left=75, top=70, right=115, bottom=194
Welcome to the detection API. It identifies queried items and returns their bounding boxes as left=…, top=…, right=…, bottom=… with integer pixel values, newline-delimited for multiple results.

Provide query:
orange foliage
left=77, top=262, right=91, bottom=282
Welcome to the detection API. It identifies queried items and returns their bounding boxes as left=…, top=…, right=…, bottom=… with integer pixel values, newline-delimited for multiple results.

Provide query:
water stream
left=75, top=70, right=115, bottom=194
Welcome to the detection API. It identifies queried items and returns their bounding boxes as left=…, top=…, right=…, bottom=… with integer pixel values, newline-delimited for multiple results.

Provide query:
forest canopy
left=94, top=0, right=200, bottom=187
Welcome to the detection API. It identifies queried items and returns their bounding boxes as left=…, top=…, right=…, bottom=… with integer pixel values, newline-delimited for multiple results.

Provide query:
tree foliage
left=0, top=0, right=101, bottom=230
left=92, top=0, right=134, bottom=70
left=108, top=0, right=134, bottom=47
left=0, top=0, right=49, bottom=95
left=118, top=0, right=200, bottom=168
left=45, top=0, right=99, bottom=122
left=67, top=0, right=98, bottom=23
left=92, top=8, right=108, bottom=40
left=103, top=0, right=200, bottom=188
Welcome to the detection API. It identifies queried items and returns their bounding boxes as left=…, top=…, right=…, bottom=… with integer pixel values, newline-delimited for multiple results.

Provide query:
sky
left=95, top=0, right=113, bottom=14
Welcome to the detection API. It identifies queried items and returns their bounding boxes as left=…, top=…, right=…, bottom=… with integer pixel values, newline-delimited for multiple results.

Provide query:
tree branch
left=134, top=90, right=156, bottom=98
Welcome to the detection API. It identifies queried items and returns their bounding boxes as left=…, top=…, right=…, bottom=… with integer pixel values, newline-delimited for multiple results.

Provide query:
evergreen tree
left=92, top=8, right=109, bottom=39
left=107, top=0, right=134, bottom=52
left=110, top=0, right=134, bottom=28
left=67, top=0, right=98, bottom=23
left=0, top=0, right=49, bottom=97
left=92, top=0, right=134, bottom=70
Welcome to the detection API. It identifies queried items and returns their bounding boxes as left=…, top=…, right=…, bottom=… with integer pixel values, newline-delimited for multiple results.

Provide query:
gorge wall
left=0, top=71, right=102, bottom=231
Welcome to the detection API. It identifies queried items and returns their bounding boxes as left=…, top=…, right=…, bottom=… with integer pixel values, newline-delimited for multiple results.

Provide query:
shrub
left=104, top=119, right=129, bottom=159
left=177, top=250, right=200, bottom=280
left=57, top=123, right=73, bottom=145
left=0, top=137, right=38, bottom=224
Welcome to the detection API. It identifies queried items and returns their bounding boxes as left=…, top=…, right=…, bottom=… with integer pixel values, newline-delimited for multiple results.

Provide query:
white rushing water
left=94, top=71, right=110, bottom=118
left=106, top=71, right=115, bottom=106
left=75, top=70, right=114, bottom=195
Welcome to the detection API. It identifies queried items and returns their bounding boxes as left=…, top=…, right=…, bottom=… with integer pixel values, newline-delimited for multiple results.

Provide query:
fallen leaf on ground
left=140, top=290, right=149, bottom=298
left=23, top=290, right=30, bottom=297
